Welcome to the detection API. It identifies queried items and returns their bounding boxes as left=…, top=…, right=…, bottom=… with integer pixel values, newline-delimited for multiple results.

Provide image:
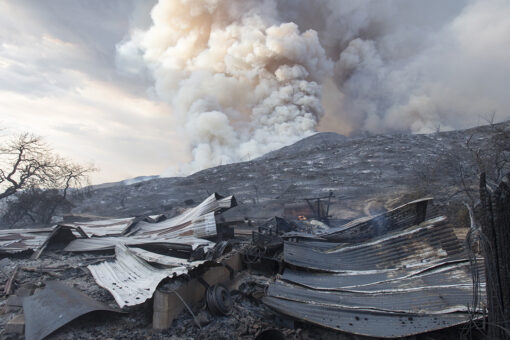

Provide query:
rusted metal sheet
left=263, top=296, right=479, bottom=338
left=23, top=281, right=122, bottom=340
left=320, top=197, right=433, bottom=243
left=284, top=217, right=466, bottom=272
left=88, top=244, right=192, bottom=308
left=0, top=227, right=54, bottom=254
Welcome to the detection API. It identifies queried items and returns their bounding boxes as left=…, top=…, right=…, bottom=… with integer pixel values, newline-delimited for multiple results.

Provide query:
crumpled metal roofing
left=64, top=235, right=213, bottom=252
left=263, top=297, right=476, bottom=338
left=23, top=281, right=122, bottom=340
left=268, top=280, right=478, bottom=314
left=134, top=212, right=217, bottom=238
left=60, top=217, right=136, bottom=237
left=282, top=260, right=482, bottom=292
left=0, top=227, right=54, bottom=254
left=133, top=193, right=236, bottom=237
left=63, top=193, right=236, bottom=252
left=0, top=193, right=236, bottom=256
left=88, top=244, right=193, bottom=308
left=319, top=197, right=433, bottom=243
left=129, top=247, right=207, bottom=267
left=265, top=214, right=485, bottom=338
left=284, top=217, right=466, bottom=272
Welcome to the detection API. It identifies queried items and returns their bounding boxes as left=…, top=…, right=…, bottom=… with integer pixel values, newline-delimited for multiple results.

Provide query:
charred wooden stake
left=4, top=264, right=19, bottom=296
left=479, top=172, right=510, bottom=339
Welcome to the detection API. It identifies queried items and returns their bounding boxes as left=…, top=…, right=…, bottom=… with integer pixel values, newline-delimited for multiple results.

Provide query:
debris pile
left=0, top=192, right=486, bottom=339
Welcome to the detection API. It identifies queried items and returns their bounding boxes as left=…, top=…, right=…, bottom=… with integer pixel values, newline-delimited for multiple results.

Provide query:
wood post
left=479, top=173, right=510, bottom=339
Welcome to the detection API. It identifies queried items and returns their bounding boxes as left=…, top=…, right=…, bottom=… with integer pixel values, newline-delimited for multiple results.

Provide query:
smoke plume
left=118, top=0, right=510, bottom=174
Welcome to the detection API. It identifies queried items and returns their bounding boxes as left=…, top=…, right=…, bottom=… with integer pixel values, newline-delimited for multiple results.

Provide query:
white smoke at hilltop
left=117, top=0, right=332, bottom=174
left=279, top=0, right=510, bottom=135
left=118, top=0, right=510, bottom=174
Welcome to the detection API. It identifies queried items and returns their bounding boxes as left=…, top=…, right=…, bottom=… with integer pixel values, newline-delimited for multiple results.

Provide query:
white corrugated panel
left=134, top=193, right=236, bottom=236
left=88, top=244, right=189, bottom=308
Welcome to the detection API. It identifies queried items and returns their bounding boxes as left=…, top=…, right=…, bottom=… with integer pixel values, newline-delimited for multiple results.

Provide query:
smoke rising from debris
left=118, top=0, right=510, bottom=174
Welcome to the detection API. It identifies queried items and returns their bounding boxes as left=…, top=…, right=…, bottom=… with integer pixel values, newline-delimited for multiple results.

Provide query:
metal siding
left=88, top=244, right=189, bottom=308
left=320, top=197, right=433, bottom=243
left=263, top=297, right=479, bottom=338
left=23, top=281, right=122, bottom=340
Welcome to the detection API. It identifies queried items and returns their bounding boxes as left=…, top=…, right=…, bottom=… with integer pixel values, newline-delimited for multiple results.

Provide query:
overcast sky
left=0, top=0, right=191, bottom=184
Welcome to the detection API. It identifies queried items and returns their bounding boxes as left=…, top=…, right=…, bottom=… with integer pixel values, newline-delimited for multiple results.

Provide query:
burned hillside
left=0, top=122, right=508, bottom=339
left=70, top=122, right=507, bottom=224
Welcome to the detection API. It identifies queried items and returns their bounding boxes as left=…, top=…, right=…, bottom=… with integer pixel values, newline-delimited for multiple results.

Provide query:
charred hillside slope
left=71, top=122, right=508, bottom=223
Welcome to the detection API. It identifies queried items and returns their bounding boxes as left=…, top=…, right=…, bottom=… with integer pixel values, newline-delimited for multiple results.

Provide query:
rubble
left=5, top=314, right=25, bottom=335
left=0, top=192, right=487, bottom=339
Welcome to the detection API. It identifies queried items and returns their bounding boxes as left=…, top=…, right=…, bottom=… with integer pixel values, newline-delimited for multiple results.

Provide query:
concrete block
left=6, top=295, right=23, bottom=307
left=153, top=253, right=242, bottom=329
left=15, top=283, right=37, bottom=297
left=5, top=314, right=24, bottom=335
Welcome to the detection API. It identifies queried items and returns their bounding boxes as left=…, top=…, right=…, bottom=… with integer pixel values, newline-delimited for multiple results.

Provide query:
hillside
left=70, top=122, right=506, bottom=223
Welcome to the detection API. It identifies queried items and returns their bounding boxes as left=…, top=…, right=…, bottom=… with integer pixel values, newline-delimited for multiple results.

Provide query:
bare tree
left=1, top=133, right=57, bottom=199
left=0, top=133, right=95, bottom=226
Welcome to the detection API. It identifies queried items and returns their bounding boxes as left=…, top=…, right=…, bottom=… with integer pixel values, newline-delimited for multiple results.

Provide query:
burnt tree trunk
left=479, top=172, right=510, bottom=339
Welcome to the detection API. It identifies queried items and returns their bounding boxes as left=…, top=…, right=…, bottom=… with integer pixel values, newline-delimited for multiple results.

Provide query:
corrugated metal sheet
left=268, top=280, right=478, bottom=314
left=88, top=244, right=191, bottom=308
left=64, top=235, right=212, bottom=252
left=281, top=260, right=481, bottom=292
left=23, top=281, right=122, bottom=340
left=0, top=227, right=54, bottom=254
left=265, top=214, right=485, bottom=338
left=319, top=197, right=433, bottom=243
left=64, top=194, right=237, bottom=252
left=284, top=217, right=466, bottom=272
left=263, top=297, right=477, bottom=338
left=1, top=193, right=236, bottom=255
left=132, top=193, right=236, bottom=237
left=60, top=217, right=136, bottom=237
left=129, top=247, right=206, bottom=268
left=134, top=212, right=217, bottom=238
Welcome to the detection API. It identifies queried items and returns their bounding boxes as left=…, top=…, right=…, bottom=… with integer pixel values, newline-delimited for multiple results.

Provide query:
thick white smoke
left=118, top=0, right=510, bottom=174
left=117, top=0, right=332, bottom=174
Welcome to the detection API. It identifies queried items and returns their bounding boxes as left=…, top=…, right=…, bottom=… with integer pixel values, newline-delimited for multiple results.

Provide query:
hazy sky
left=0, top=0, right=190, bottom=184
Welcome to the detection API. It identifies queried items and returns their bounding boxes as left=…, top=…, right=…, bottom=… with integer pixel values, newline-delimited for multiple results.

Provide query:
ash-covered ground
left=1, top=123, right=504, bottom=339
left=0, top=251, right=473, bottom=340
left=71, top=122, right=506, bottom=224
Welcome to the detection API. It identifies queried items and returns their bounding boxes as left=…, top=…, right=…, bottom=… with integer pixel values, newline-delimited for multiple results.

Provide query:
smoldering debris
left=0, top=193, right=486, bottom=339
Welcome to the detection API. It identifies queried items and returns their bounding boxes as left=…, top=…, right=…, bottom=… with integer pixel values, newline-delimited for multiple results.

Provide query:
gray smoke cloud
left=117, top=0, right=510, bottom=174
